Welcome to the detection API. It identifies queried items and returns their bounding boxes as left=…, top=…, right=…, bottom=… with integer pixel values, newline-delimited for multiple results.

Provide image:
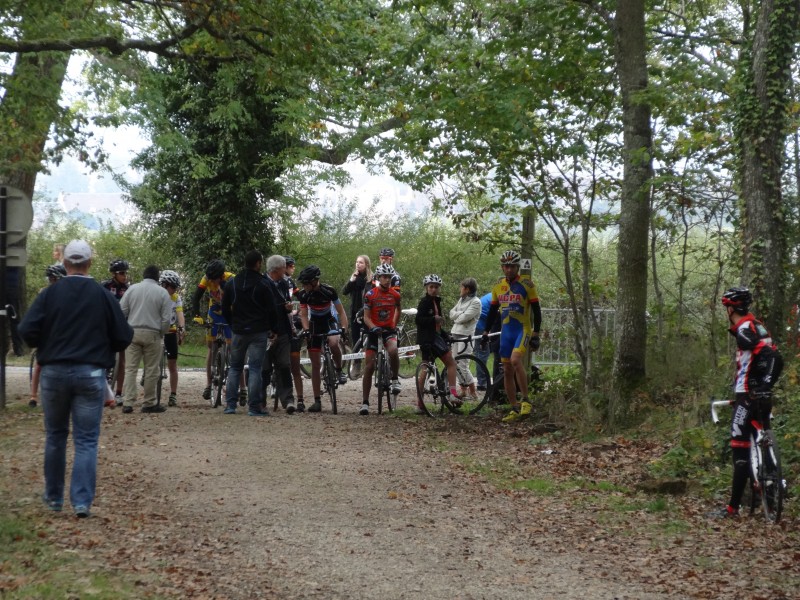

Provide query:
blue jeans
left=40, top=364, right=106, bottom=510
left=226, top=331, right=268, bottom=409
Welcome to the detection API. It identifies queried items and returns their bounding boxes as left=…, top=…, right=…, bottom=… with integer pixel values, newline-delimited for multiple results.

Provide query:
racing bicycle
left=196, top=321, right=230, bottom=408
left=415, top=339, right=491, bottom=417
left=711, top=397, right=786, bottom=523
left=301, top=329, right=345, bottom=415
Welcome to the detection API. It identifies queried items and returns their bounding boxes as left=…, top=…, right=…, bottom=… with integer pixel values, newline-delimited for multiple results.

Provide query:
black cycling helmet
left=46, top=263, right=67, bottom=280
left=109, top=259, right=129, bottom=273
left=722, top=287, right=752, bottom=313
left=205, top=259, right=226, bottom=280
left=284, top=255, right=295, bottom=266
left=297, top=265, right=321, bottom=283
left=379, top=247, right=395, bottom=257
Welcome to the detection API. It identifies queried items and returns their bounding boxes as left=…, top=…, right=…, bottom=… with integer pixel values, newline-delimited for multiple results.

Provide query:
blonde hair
left=357, top=255, right=373, bottom=280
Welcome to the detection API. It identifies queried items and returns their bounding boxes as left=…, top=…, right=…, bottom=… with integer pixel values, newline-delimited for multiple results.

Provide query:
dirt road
left=2, top=368, right=798, bottom=599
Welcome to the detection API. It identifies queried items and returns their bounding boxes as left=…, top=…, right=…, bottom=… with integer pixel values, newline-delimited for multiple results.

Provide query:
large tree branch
left=298, top=115, right=408, bottom=165
left=0, top=22, right=203, bottom=56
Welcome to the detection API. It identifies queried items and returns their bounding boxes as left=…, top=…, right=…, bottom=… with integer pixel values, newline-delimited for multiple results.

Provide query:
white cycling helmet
left=160, top=269, right=182, bottom=288
left=375, top=264, right=396, bottom=276
left=500, top=250, right=521, bottom=265
left=422, top=274, right=443, bottom=286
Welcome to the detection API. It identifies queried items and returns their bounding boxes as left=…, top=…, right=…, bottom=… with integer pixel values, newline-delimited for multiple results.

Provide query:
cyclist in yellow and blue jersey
left=191, top=259, right=237, bottom=401
left=482, top=250, right=542, bottom=423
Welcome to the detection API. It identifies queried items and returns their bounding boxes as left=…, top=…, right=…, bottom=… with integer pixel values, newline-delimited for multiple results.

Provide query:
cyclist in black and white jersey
left=296, top=265, right=349, bottom=413
left=372, top=248, right=401, bottom=290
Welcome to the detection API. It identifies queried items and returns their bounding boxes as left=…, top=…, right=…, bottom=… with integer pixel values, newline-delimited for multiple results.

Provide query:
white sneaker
left=359, top=403, right=369, bottom=416
left=391, top=379, right=401, bottom=394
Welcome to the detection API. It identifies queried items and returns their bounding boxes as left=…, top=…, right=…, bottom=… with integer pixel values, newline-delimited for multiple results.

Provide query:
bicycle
left=301, top=329, right=344, bottom=415
left=711, top=397, right=786, bottom=523
left=415, top=338, right=491, bottom=417
left=196, top=321, right=230, bottom=408
left=367, top=328, right=400, bottom=415
left=349, top=308, right=419, bottom=380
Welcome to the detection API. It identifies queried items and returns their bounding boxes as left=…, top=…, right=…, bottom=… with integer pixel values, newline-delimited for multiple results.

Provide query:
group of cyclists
left=32, top=247, right=544, bottom=423
left=182, top=247, right=542, bottom=421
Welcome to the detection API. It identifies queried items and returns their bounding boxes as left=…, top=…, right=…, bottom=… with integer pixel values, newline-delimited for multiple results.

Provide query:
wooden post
left=521, top=206, right=536, bottom=380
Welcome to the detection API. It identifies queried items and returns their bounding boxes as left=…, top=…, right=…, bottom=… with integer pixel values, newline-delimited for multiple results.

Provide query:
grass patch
left=511, top=478, right=557, bottom=493
left=0, top=512, right=147, bottom=600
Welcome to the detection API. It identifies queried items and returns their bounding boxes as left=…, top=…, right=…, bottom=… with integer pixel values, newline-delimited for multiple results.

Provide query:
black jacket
left=221, top=269, right=277, bottom=335
left=265, top=275, right=294, bottom=336
left=19, top=275, right=133, bottom=369
left=342, top=273, right=368, bottom=319
left=415, top=294, right=445, bottom=346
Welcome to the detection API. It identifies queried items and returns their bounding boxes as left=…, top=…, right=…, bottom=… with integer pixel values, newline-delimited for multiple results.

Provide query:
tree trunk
left=609, top=0, right=654, bottom=426
left=737, top=0, right=799, bottom=339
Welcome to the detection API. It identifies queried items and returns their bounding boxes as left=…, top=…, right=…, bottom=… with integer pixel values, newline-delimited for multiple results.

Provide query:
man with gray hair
left=263, top=254, right=298, bottom=413
left=120, top=265, right=172, bottom=413
left=19, top=240, right=133, bottom=518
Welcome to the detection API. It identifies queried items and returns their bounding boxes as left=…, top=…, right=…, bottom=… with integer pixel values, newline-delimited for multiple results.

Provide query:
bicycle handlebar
left=710, top=399, right=733, bottom=425
left=299, top=328, right=345, bottom=339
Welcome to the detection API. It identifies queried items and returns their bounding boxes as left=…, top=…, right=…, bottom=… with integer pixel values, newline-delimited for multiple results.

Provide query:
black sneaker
left=168, top=393, right=177, bottom=407
left=296, top=400, right=306, bottom=413
left=202, top=387, right=212, bottom=400
left=141, top=405, right=167, bottom=413
left=338, top=371, right=348, bottom=385
left=28, top=398, right=37, bottom=408
left=122, top=406, right=133, bottom=414
left=706, top=506, right=739, bottom=519
left=308, top=400, right=322, bottom=413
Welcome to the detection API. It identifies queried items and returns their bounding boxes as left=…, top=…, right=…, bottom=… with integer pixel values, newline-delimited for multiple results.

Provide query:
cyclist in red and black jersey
left=100, top=259, right=130, bottom=404
left=711, top=287, right=784, bottom=519
left=296, top=265, right=349, bottom=413
left=359, top=264, right=402, bottom=415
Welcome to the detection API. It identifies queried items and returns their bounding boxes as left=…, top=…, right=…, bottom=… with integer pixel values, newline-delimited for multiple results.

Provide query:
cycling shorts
left=364, top=329, right=397, bottom=353
left=307, top=318, right=339, bottom=351
left=205, top=306, right=232, bottom=343
left=498, top=322, right=529, bottom=362
left=164, top=332, right=179, bottom=360
left=420, top=334, right=450, bottom=362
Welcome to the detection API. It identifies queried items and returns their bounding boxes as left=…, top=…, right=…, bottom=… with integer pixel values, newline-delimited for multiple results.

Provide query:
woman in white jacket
left=449, top=278, right=482, bottom=399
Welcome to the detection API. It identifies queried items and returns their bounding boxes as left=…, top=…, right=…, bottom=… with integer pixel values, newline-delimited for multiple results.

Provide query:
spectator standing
left=101, top=259, right=130, bottom=405
left=342, top=255, right=372, bottom=378
left=474, top=292, right=493, bottom=391
left=284, top=256, right=306, bottom=411
left=120, top=266, right=172, bottom=414
left=264, top=255, right=297, bottom=413
left=221, top=250, right=277, bottom=416
left=449, top=278, right=482, bottom=399
left=18, top=240, right=133, bottom=518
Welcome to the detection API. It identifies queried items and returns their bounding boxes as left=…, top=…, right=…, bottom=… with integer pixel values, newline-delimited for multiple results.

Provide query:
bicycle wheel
left=211, top=345, right=224, bottom=408
left=348, top=336, right=365, bottom=380
left=397, top=328, right=419, bottom=379
left=156, top=348, right=166, bottom=406
left=415, top=362, right=444, bottom=417
left=758, top=430, right=784, bottom=523
left=384, top=353, right=397, bottom=413
left=377, top=352, right=387, bottom=415
left=325, top=352, right=338, bottom=415
left=449, top=354, right=492, bottom=415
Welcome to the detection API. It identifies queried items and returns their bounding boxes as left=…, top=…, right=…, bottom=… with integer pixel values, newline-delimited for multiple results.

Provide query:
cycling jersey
left=490, top=275, right=539, bottom=329
left=197, top=272, right=235, bottom=309
left=730, top=314, right=783, bottom=395
left=167, top=291, right=183, bottom=333
left=297, top=283, right=341, bottom=321
left=363, top=285, right=401, bottom=329
left=101, top=278, right=128, bottom=301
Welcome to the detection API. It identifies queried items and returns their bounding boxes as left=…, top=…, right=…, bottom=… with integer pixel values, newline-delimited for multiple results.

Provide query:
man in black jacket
left=221, top=250, right=277, bottom=416
left=264, top=255, right=298, bottom=413
left=19, top=239, right=133, bottom=518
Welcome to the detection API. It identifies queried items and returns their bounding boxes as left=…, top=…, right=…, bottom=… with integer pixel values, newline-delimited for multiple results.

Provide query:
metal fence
left=537, top=308, right=615, bottom=366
